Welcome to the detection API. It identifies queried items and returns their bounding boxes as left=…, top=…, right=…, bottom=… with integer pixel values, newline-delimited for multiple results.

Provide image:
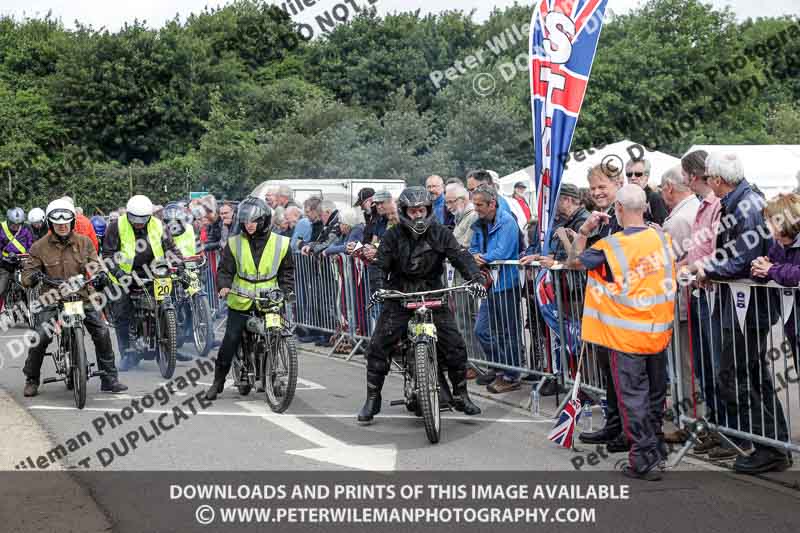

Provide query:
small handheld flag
left=547, top=345, right=585, bottom=449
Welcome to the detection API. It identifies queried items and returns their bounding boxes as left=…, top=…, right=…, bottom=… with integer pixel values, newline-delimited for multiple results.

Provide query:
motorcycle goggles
left=48, top=209, right=75, bottom=224
left=127, top=213, right=151, bottom=225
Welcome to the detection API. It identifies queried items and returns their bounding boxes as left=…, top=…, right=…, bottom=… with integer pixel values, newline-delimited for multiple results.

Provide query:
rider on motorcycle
left=90, top=216, right=107, bottom=253
left=21, top=199, right=127, bottom=397
left=357, top=186, right=487, bottom=423
left=102, top=194, right=184, bottom=370
left=162, top=203, right=197, bottom=256
left=0, top=207, right=35, bottom=304
left=204, top=197, right=295, bottom=401
left=28, top=208, right=48, bottom=241
left=163, top=202, right=200, bottom=341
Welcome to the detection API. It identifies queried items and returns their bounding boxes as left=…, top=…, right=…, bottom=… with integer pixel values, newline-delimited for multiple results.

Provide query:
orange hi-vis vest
left=581, top=227, right=677, bottom=355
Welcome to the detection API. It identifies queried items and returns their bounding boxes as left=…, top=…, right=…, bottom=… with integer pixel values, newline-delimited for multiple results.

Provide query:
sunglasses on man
left=626, top=171, right=645, bottom=178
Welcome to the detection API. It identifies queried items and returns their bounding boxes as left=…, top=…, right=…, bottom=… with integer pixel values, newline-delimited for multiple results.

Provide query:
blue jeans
left=474, top=287, right=522, bottom=381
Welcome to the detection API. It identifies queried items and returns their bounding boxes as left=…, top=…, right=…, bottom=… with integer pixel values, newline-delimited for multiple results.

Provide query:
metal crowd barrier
left=677, top=279, right=799, bottom=454
left=454, top=261, right=560, bottom=391
left=290, top=251, right=798, bottom=454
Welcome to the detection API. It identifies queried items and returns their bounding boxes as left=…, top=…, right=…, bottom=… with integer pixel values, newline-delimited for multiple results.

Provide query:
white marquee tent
left=685, top=144, right=800, bottom=198
left=498, top=139, right=682, bottom=197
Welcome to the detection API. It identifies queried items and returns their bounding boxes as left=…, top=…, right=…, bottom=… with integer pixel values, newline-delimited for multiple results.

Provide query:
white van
left=250, top=178, right=407, bottom=211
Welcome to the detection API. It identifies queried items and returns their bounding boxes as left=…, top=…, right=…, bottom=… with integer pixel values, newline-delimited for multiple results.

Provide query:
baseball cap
left=372, top=190, right=392, bottom=203
left=560, top=183, right=581, bottom=200
left=354, top=187, right=375, bottom=207
left=514, top=181, right=528, bottom=189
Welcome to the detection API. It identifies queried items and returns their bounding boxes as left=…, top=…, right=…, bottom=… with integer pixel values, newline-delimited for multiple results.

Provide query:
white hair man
left=445, top=183, right=477, bottom=248
left=323, top=208, right=365, bottom=257
left=265, top=186, right=278, bottom=208
left=699, top=152, right=790, bottom=475
left=274, top=185, right=298, bottom=209
left=659, top=165, right=700, bottom=441
left=569, top=184, right=677, bottom=481
left=660, top=165, right=700, bottom=260
left=625, top=157, right=669, bottom=225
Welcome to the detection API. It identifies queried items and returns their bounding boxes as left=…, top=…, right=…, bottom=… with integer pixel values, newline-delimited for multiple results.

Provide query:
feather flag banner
left=530, top=0, right=610, bottom=254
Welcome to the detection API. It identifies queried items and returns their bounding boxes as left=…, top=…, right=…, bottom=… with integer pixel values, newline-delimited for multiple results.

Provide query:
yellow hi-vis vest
left=117, top=216, right=164, bottom=273
left=227, top=233, right=290, bottom=311
left=581, top=227, right=676, bottom=355
left=173, top=226, right=197, bottom=257
left=1, top=222, right=27, bottom=256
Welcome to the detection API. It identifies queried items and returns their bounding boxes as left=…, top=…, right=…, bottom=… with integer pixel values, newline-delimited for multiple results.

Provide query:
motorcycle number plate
left=264, top=313, right=281, bottom=329
left=414, top=323, right=437, bottom=337
left=154, top=278, right=172, bottom=301
left=187, top=273, right=200, bottom=296
left=63, top=300, right=84, bottom=316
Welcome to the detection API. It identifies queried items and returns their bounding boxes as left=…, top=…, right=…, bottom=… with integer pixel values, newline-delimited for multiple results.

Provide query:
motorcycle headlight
left=268, top=289, right=284, bottom=305
left=151, top=263, right=170, bottom=277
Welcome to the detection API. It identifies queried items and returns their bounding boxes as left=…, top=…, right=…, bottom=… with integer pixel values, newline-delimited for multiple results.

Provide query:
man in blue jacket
left=470, top=185, right=522, bottom=393
left=697, top=152, right=789, bottom=474
left=426, top=175, right=449, bottom=226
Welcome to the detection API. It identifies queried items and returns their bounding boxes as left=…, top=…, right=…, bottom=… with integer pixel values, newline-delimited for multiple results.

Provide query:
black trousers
left=214, top=309, right=251, bottom=380
left=111, top=291, right=134, bottom=353
left=611, top=350, right=667, bottom=474
left=366, top=302, right=467, bottom=377
left=596, top=347, right=622, bottom=435
left=24, top=309, right=118, bottom=383
left=717, top=326, right=789, bottom=450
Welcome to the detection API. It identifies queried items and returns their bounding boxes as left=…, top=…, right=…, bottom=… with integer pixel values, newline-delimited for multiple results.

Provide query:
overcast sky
left=1, top=0, right=797, bottom=32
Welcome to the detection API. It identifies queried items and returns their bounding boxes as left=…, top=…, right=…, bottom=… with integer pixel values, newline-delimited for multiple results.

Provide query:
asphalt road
left=1, top=323, right=799, bottom=533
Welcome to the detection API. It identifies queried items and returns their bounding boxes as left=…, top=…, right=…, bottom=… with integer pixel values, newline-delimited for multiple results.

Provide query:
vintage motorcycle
left=231, top=287, right=298, bottom=413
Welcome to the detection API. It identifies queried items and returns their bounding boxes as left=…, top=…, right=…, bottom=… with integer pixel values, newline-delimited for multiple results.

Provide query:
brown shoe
left=23, top=382, right=39, bottom=397
left=465, top=368, right=478, bottom=380
left=708, top=446, right=738, bottom=460
left=663, top=429, right=689, bottom=444
left=486, top=378, right=521, bottom=394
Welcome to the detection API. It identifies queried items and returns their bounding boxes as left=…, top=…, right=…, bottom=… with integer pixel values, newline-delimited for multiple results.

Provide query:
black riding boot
left=438, top=368, right=454, bottom=408
left=357, top=371, right=385, bottom=424
left=204, top=362, right=228, bottom=401
left=450, top=369, right=481, bottom=416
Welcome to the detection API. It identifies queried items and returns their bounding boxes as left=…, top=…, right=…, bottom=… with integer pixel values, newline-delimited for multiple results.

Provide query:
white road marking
left=27, top=404, right=547, bottom=423
left=236, top=402, right=397, bottom=471
left=196, top=377, right=326, bottom=391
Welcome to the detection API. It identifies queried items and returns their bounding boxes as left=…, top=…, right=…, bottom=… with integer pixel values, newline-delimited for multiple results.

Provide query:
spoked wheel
left=157, top=309, right=177, bottom=379
left=70, top=328, right=88, bottom=409
left=414, top=339, right=440, bottom=444
left=3, top=287, right=19, bottom=326
left=61, top=335, right=74, bottom=391
left=261, top=333, right=298, bottom=413
left=191, top=295, right=214, bottom=357
left=232, top=339, right=252, bottom=396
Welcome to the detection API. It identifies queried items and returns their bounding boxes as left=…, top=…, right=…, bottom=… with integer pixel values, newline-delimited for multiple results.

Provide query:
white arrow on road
left=236, top=402, right=397, bottom=472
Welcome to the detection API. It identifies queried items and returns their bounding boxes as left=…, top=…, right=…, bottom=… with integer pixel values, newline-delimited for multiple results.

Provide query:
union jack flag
left=547, top=367, right=583, bottom=448
left=547, top=395, right=582, bottom=448
left=530, top=0, right=609, bottom=253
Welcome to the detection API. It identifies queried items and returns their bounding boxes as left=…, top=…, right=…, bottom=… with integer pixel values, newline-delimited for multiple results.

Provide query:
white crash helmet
left=27, top=207, right=46, bottom=225
left=126, top=195, right=154, bottom=225
left=45, top=198, right=76, bottom=231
